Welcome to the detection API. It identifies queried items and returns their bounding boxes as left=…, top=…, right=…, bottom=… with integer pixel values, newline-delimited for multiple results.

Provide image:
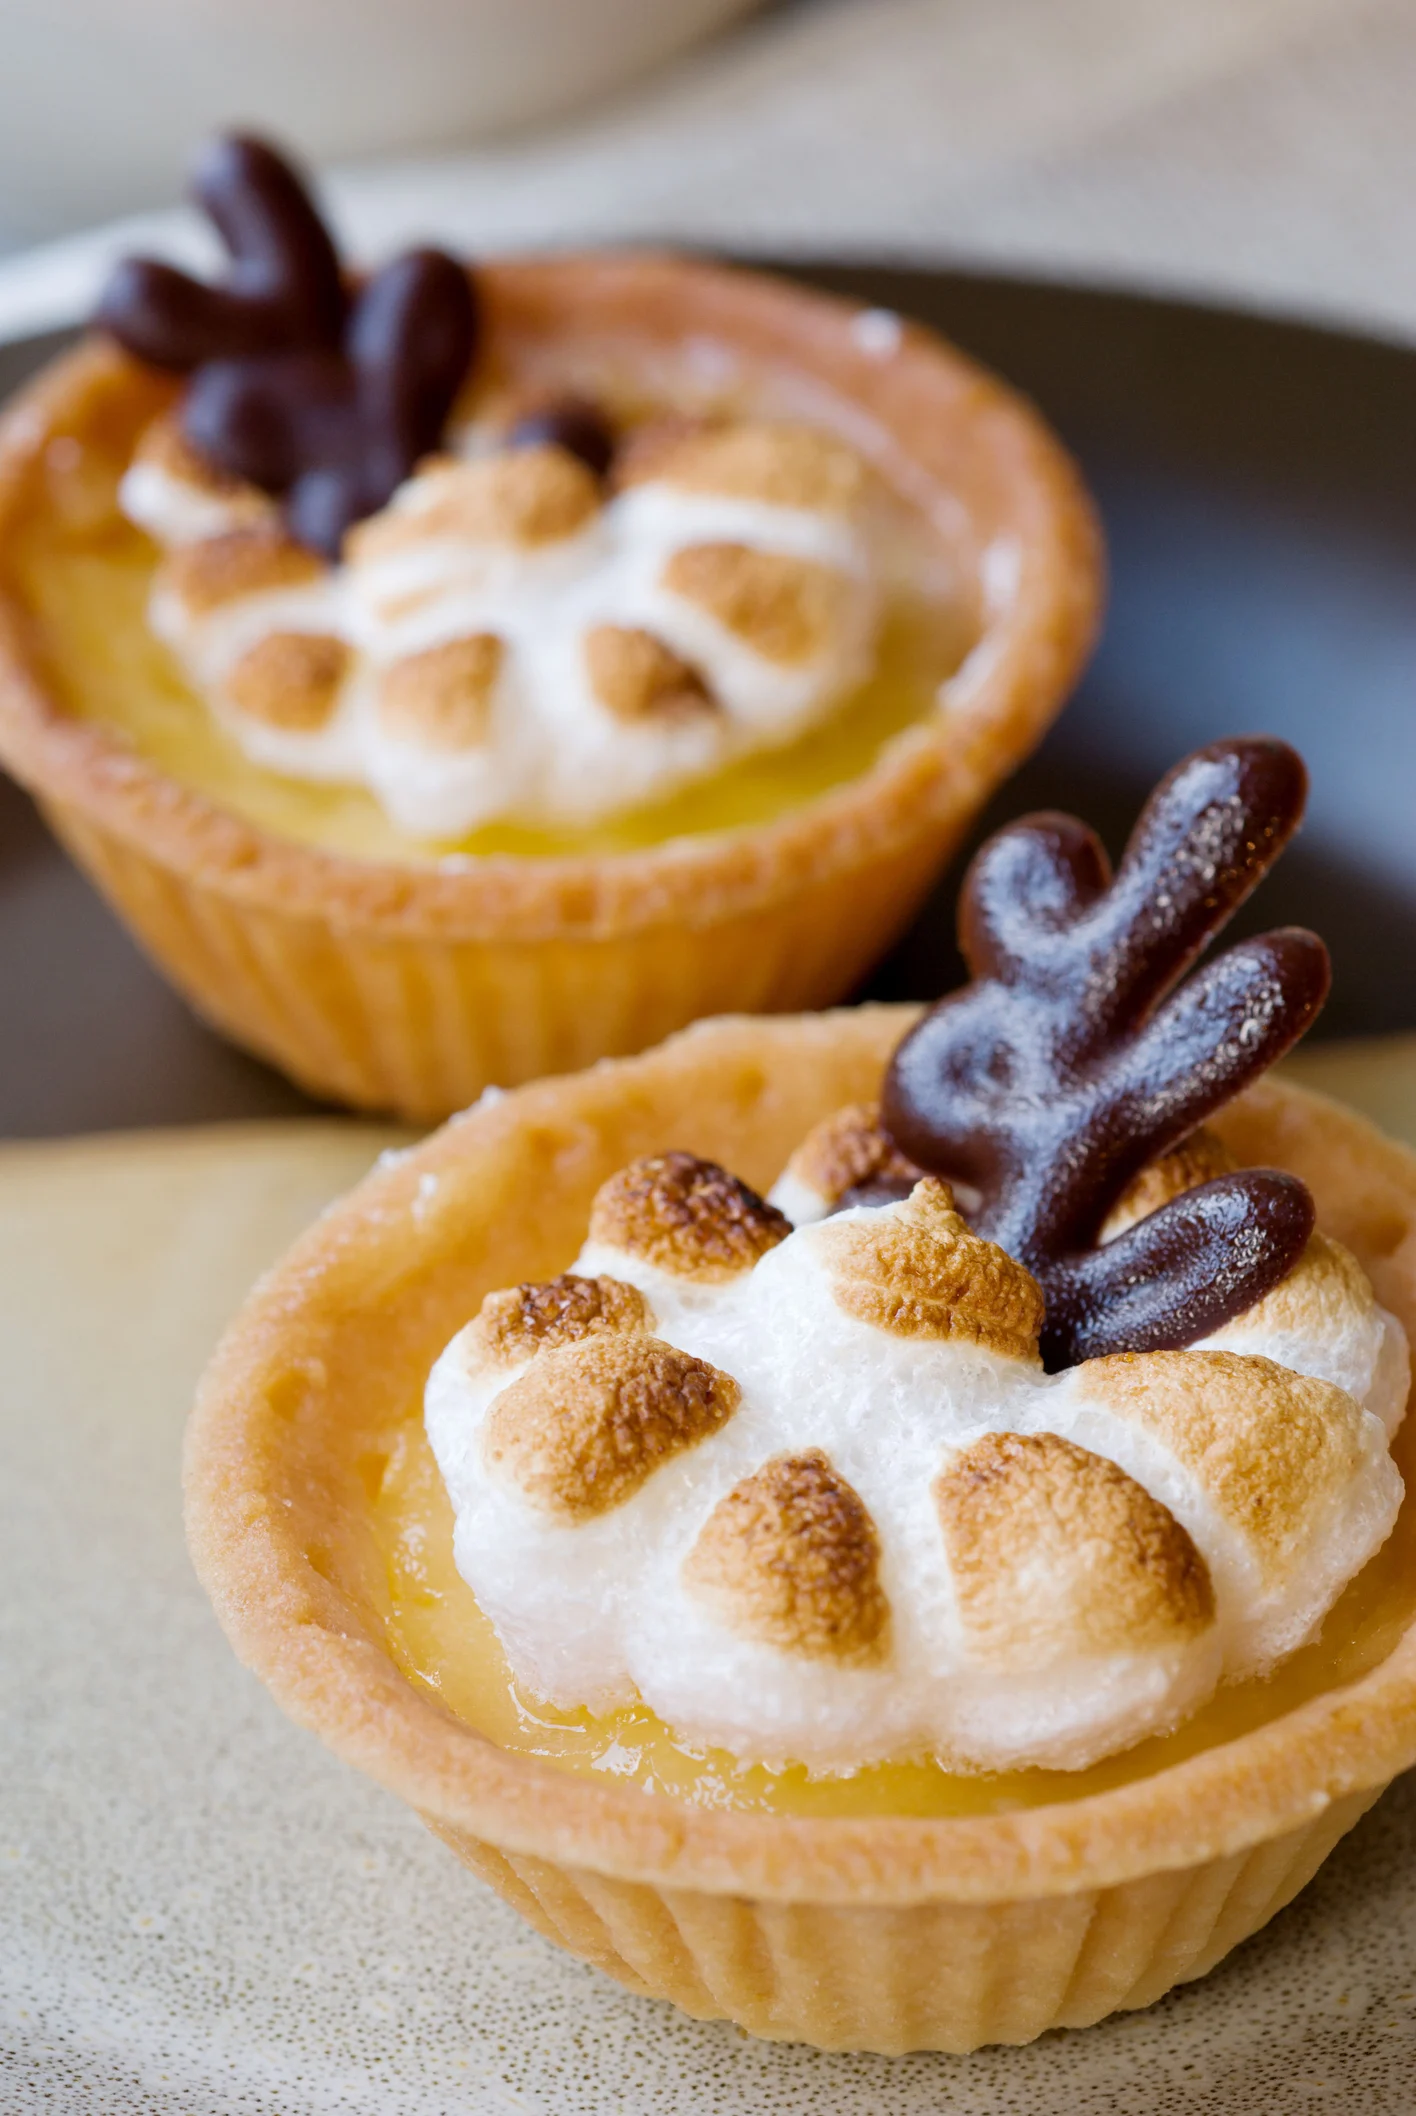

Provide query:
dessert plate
left=4, top=268, right=1416, bottom=2113
left=2, top=263, right=1415, bottom=1134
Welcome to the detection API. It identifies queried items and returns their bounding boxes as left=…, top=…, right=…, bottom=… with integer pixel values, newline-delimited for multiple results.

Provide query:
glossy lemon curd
left=11, top=433, right=973, bottom=863
left=364, top=1402, right=1416, bottom=1821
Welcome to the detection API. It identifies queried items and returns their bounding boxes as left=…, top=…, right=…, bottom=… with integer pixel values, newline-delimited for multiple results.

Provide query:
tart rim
left=0, top=251, right=1101, bottom=943
left=183, top=1005, right=1416, bottom=1907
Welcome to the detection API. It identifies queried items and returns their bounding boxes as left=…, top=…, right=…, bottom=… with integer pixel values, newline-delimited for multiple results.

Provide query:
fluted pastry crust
left=185, top=1007, right=1416, bottom=1908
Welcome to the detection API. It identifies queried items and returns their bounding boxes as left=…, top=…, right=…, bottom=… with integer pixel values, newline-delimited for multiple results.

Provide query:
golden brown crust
left=465, top=1273, right=651, bottom=1370
left=618, top=418, right=866, bottom=513
left=589, top=1151, right=791, bottom=1281
left=1074, top=1349, right=1370, bottom=1582
left=349, top=444, right=599, bottom=562
left=817, top=1177, right=1043, bottom=1356
left=182, top=1014, right=1416, bottom=1905
left=684, top=1448, right=888, bottom=1662
left=482, top=1333, right=739, bottom=1521
left=0, top=262, right=1102, bottom=953
left=660, top=542, right=841, bottom=665
left=224, top=631, right=350, bottom=731
left=1102, top=1128, right=1236, bottom=1238
left=377, top=634, right=503, bottom=751
left=583, top=624, right=715, bottom=722
left=785, top=1099, right=924, bottom=1206
left=155, top=524, right=326, bottom=614
left=935, top=1430, right=1213, bottom=1665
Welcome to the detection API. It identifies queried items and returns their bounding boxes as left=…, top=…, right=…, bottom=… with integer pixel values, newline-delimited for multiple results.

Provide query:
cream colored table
left=5, top=1041, right=1416, bottom=2111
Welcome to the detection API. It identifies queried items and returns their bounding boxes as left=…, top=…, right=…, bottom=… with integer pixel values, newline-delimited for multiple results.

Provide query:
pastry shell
left=0, top=256, right=1100, bottom=1120
left=185, top=1007, right=1416, bottom=2053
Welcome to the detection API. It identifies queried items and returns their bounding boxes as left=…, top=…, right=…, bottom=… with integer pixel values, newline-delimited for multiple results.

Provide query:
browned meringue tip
left=156, top=523, right=326, bottom=614
left=348, top=444, right=599, bottom=561
left=819, top=1175, right=1044, bottom=1357
left=1075, top=1348, right=1369, bottom=1586
left=660, top=542, right=844, bottom=667
left=584, top=624, right=716, bottom=722
left=225, top=631, right=349, bottom=731
left=465, top=1272, right=652, bottom=1372
left=589, top=1151, right=791, bottom=1283
left=377, top=634, right=503, bottom=751
left=936, top=1429, right=1214, bottom=1668
left=483, top=1333, right=739, bottom=1522
left=684, top=1447, right=889, bottom=1663
left=784, top=1098, right=925, bottom=1208
left=617, top=417, right=867, bottom=514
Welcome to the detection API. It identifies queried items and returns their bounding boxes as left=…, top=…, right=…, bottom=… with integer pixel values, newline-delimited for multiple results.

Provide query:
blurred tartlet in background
left=0, top=137, right=1101, bottom=1118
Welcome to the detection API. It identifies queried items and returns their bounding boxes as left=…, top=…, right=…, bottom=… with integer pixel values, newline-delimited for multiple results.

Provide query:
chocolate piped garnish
left=882, top=738, right=1330, bottom=1369
left=508, top=398, right=617, bottom=481
left=184, top=249, right=477, bottom=555
left=95, top=136, right=346, bottom=365
left=95, top=133, right=477, bottom=557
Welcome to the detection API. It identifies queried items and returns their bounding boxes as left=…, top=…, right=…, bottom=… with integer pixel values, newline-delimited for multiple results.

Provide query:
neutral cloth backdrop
left=0, top=0, right=1414, bottom=342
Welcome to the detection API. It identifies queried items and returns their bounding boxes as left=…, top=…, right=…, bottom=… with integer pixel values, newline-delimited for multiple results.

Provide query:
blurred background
left=3, top=0, right=1416, bottom=342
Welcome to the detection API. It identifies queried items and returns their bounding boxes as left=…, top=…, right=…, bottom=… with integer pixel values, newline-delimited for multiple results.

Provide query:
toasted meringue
left=426, top=1142, right=1406, bottom=1776
left=125, top=413, right=883, bottom=838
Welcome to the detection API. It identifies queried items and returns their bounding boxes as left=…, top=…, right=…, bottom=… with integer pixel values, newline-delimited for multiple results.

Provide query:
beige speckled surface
left=5, top=1044, right=1416, bottom=2109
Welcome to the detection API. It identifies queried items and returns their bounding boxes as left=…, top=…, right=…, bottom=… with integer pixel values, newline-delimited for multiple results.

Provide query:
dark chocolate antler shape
left=95, top=135, right=346, bottom=364
left=882, top=738, right=1331, bottom=1370
left=182, top=248, right=478, bottom=556
left=95, top=135, right=477, bottom=556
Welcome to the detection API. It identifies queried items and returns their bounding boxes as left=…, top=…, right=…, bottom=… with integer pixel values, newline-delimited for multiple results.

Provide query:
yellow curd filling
left=10, top=430, right=972, bottom=862
left=365, top=1403, right=1416, bottom=1821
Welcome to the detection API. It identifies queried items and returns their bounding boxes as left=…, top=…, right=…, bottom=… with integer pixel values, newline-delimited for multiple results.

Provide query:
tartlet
left=0, top=164, right=1100, bottom=1119
left=185, top=738, right=1416, bottom=2053
left=185, top=1005, right=1416, bottom=2054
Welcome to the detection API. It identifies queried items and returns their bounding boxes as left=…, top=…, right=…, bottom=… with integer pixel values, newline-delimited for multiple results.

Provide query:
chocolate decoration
left=183, top=250, right=478, bottom=555
left=95, top=135, right=346, bottom=367
left=881, top=738, right=1331, bottom=1369
left=95, top=134, right=478, bottom=558
left=1042, top=1169, right=1315, bottom=1367
left=508, top=398, right=617, bottom=480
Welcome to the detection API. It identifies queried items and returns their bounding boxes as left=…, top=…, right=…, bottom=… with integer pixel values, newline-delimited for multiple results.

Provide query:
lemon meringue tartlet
left=186, top=1010, right=1416, bottom=2053
left=186, top=737, right=1416, bottom=2051
left=0, top=245, right=1099, bottom=1117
